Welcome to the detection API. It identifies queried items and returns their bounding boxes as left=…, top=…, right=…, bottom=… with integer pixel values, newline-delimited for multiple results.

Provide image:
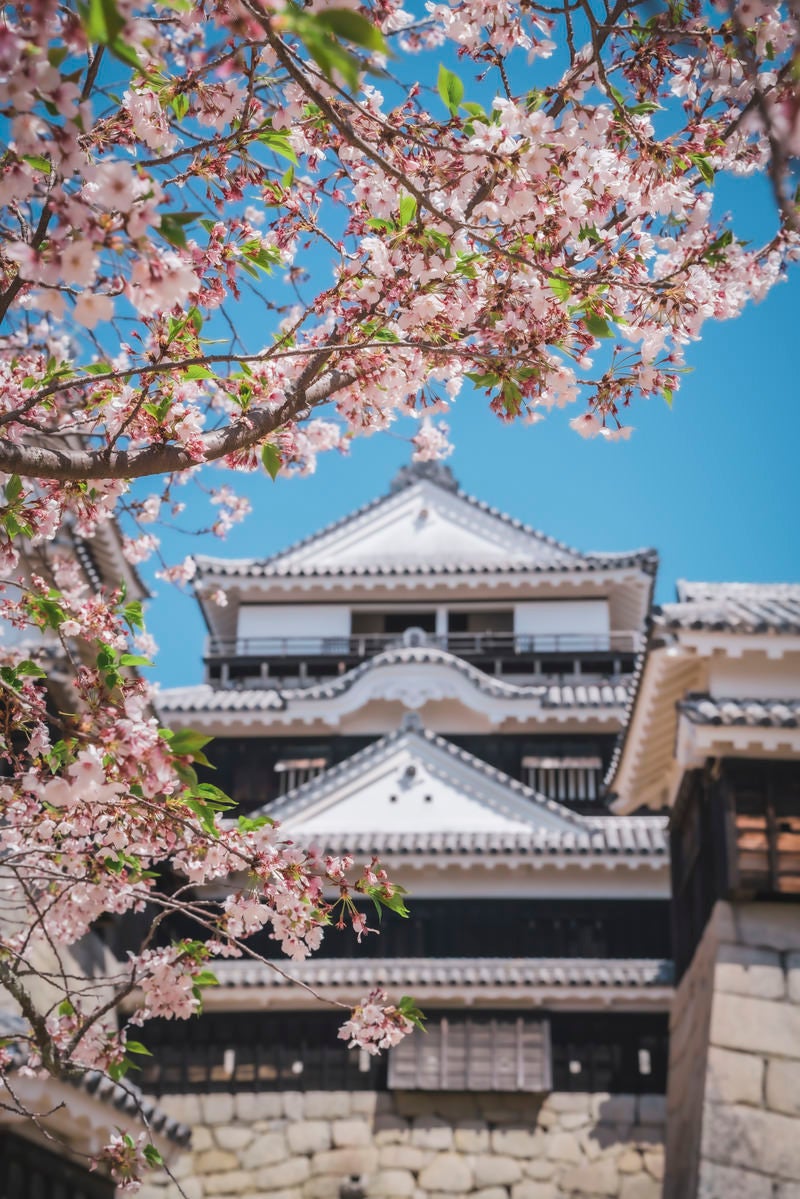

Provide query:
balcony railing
left=206, top=630, right=642, bottom=661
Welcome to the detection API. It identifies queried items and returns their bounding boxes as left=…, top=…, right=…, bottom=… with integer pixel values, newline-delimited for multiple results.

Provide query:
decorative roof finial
left=401, top=711, right=424, bottom=733
left=389, top=460, right=459, bottom=495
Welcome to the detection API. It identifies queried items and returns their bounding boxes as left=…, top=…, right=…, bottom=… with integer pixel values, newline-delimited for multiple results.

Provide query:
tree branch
left=0, top=368, right=355, bottom=481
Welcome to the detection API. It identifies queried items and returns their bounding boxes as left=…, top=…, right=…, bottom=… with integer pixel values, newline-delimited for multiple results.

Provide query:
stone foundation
left=137, top=1090, right=665, bottom=1199
left=664, top=900, right=800, bottom=1199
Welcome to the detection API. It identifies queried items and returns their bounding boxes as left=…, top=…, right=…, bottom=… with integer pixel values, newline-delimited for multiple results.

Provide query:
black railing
left=206, top=630, right=641, bottom=663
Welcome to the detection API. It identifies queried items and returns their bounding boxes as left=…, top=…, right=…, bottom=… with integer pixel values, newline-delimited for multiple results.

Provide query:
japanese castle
left=4, top=463, right=799, bottom=1199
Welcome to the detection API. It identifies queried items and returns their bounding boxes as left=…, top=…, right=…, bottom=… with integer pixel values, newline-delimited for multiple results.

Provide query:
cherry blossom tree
left=0, top=0, right=798, bottom=1184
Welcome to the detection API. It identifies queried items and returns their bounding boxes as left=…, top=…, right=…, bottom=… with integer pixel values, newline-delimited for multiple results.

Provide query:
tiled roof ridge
left=157, top=646, right=631, bottom=713
left=211, top=956, right=674, bottom=990
left=679, top=693, right=800, bottom=728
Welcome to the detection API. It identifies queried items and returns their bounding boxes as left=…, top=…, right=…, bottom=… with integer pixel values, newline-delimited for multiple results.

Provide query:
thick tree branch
left=0, top=368, right=355, bottom=482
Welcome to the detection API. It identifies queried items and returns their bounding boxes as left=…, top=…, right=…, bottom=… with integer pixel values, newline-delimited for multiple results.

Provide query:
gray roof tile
left=679, top=694, right=800, bottom=728
left=212, top=956, right=673, bottom=991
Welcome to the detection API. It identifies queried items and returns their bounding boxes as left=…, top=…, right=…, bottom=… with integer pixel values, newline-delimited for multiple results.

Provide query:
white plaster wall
left=708, top=653, right=800, bottom=700
left=237, top=605, right=350, bottom=643
left=514, top=601, right=610, bottom=639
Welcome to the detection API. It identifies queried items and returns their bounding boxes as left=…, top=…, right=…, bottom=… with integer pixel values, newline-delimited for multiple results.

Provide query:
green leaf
left=662, top=387, right=673, bottom=407
left=261, top=442, right=282, bottom=481
left=437, top=65, right=464, bottom=116
left=5, top=475, right=23, bottom=504
left=143, top=1144, right=164, bottom=1168
left=313, top=8, right=387, bottom=53
left=689, top=153, right=715, bottom=186
left=122, top=600, right=145, bottom=631
left=548, top=275, right=571, bottom=303
left=171, top=92, right=190, bottom=120
left=256, top=128, right=298, bottom=165
left=397, top=995, right=426, bottom=1032
left=83, top=0, right=125, bottom=44
left=119, top=653, right=153, bottom=667
left=159, top=211, right=203, bottom=249
left=583, top=312, right=613, bottom=338
left=22, top=155, right=51, bottom=174
left=192, top=970, right=219, bottom=988
left=169, top=728, right=214, bottom=756
left=183, top=364, right=216, bottom=381
left=125, top=1040, right=153, bottom=1056
left=58, top=999, right=75, bottom=1016
left=17, top=660, right=46, bottom=678
left=398, top=193, right=417, bottom=228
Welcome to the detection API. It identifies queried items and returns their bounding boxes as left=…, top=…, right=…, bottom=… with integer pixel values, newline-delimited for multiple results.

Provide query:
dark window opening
left=448, top=610, right=513, bottom=634
left=0, top=1132, right=114, bottom=1199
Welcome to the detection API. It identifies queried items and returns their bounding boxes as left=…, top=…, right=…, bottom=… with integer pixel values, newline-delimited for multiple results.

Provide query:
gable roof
left=250, top=719, right=667, bottom=859
left=194, top=463, right=657, bottom=582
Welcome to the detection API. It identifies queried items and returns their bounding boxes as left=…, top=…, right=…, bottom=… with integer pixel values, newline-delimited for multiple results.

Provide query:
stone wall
left=664, top=900, right=800, bottom=1199
left=139, top=1089, right=665, bottom=1199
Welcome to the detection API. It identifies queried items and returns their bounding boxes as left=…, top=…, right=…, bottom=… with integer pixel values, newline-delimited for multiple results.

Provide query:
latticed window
left=523, top=755, right=603, bottom=802
left=387, top=1016, right=552, bottom=1092
left=274, top=756, right=328, bottom=795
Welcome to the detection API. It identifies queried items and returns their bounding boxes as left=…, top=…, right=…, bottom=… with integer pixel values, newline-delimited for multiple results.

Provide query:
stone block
left=241, top=1133, right=289, bottom=1170
left=491, top=1128, right=542, bottom=1158
left=236, top=1092, right=284, bottom=1121
left=332, top=1119, right=371, bottom=1147
left=379, top=1145, right=431, bottom=1171
left=510, top=1183, right=557, bottom=1199
left=410, top=1117, right=454, bottom=1151
left=474, top=1190, right=511, bottom=1199
left=788, top=954, right=800, bottom=1003
left=701, top=1102, right=800, bottom=1179
left=214, top=1126, right=253, bottom=1152
left=375, top=1117, right=411, bottom=1146
left=617, top=1150, right=643, bottom=1174
left=619, top=1176, right=661, bottom=1199
left=560, top=1112, right=591, bottom=1130
left=560, top=1158, right=619, bottom=1196
left=454, top=1120, right=490, bottom=1153
left=304, top=1092, right=351, bottom=1119
left=255, top=1158, right=311, bottom=1188
left=545, top=1132, right=582, bottom=1163
left=637, top=1096, right=666, bottom=1125
left=546, top=1092, right=591, bottom=1114
left=735, top=904, right=800, bottom=953
left=766, top=1057, right=800, bottom=1115
left=592, top=1094, right=636, bottom=1124
left=288, top=1121, right=332, bottom=1156
left=473, top=1154, right=523, bottom=1187
left=697, top=1159, right=773, bottom=1199
left=522, top=1159, right=555, bottom=1180
left=371, top=1169, right=416, bottom=1196
left=350, top=1092, right=380, bottom=1116
left=644, top=1150, right=664, bottom=1181
left=776, top=1185, right=800, bottom=1199
left=302, top=1178, right=339, bottom=1199
left=283, top=1093, right=305, bottom=1121
left=310, top=1148, right=379, bottom=1176
left=203, top=1170, right=255, bottom=1195
left=418, top=1152, right=473, bottom=1192
left=201, top=1094, right=236, bottom=1125
left=716, top=944, right=786, bottom=1000
left=195, top=1149, right=239, bottom=1174
left=189, top=1127, right=213, bottom=1153
left=707, top=1046, right=764, bottom=1106
left=158, top=1094, right=203, bottom=1125
left=710, top=993, right=800, bottom=1059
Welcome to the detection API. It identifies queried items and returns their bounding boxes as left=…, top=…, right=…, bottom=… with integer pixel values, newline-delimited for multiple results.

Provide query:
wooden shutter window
left=388, top=1016, right=552, bottom=1093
